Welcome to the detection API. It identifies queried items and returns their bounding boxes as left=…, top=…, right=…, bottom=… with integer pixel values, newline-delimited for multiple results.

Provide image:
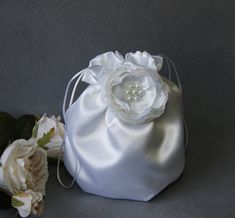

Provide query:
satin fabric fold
left=64, top=77, right=185, bottom=201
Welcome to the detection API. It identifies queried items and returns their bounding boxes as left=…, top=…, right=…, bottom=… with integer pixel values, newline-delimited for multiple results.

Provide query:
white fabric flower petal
left=80, top=51, right=167, bottom=124
left=89, top=51, right=124, bottom=68
left=105, top=67, right=168, bottom=124
left=152, top=55, right=163, bottom=71
left=82, top=67, right=102, bottom=85
left=83, top=52, right=124, bottom=85
left=125, top=51, right=158, bottom=70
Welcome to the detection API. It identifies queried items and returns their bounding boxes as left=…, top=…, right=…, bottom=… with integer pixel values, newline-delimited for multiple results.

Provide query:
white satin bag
left=61, top=51, right=186, bottom=201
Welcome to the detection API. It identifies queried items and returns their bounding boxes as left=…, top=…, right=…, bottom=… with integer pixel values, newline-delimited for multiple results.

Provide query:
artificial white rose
left=82, top=51, right=168, bottom=124
left=33, top=114, right=64, bottom=159
left=12, top=190, right=43, bottom=217
left=0, top=138, right=48, bottom=195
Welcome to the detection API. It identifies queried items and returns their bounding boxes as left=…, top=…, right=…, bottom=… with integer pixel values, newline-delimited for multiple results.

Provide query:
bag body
left=62, top=51, right=186, bottom=201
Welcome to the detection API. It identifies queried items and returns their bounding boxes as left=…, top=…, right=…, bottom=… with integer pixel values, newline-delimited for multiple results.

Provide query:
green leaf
left=11, top=196, right=24, bottom=208
left=37, top=127, right=55, bottom=148
left=32, top=122, right=39, bottom=138
left=0, top=112, right=16, bottom=155
left=15, top=115, right=37, bottom=140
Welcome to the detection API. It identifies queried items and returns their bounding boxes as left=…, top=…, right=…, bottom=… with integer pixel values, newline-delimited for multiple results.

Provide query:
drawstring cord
left=57, top=69, right=86, bottom=189
left=62, top=70, right=87, bottom=121
left=57, top=142, right=77, bottom=189
left=157, top=54, right=188, bottom=149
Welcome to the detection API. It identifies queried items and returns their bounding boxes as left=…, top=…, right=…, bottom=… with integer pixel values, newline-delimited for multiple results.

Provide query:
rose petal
left=46, top=146, right=62, bottom=159
left=1, top=139, right=48, bottom=196
left=12, top=190, right=43, bottom=217
left=36, top=115, right=57, bottom=139
left=12, top=192, right=32, bottom=217
left=1, top=139, right=37, bottom=193
left=34, top=115, right=64, bottom=159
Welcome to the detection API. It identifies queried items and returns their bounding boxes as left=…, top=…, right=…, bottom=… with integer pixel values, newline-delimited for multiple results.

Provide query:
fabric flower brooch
left=82, top=51, right=168, bottom=124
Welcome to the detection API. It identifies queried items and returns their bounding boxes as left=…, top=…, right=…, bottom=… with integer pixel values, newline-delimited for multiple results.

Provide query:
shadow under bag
left=59, top=51, right=187, bottom=201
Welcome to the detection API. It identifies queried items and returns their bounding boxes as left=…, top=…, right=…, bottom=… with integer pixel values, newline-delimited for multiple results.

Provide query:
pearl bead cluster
left=125, top=83, right=145, bottom=102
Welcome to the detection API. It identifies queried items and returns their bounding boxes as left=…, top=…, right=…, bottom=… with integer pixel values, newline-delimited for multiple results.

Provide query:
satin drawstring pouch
left=57, top=51, right=188, bottom=201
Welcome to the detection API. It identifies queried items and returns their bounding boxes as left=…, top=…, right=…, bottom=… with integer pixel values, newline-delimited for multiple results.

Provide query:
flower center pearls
left=125, top=83, right=145, bottom=102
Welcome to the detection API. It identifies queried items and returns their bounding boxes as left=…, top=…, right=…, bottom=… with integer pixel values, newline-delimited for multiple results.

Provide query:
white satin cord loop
left=157, top=54, right=188, bottom=149
left=156, top=54, right=182, bottom=92
left=57, top=69, right=86, bottom=189
left=56, top=143, right=78, bottom=189
left=62, top=69, right=87, bottom=122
